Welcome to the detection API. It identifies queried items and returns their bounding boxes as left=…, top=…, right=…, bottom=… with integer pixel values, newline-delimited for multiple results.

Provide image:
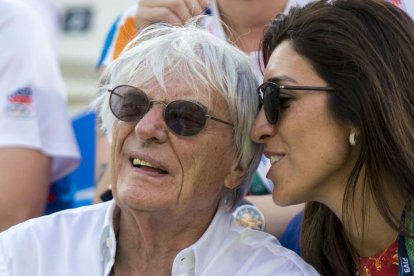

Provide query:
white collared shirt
left=0, top=200, right=319, bottom=275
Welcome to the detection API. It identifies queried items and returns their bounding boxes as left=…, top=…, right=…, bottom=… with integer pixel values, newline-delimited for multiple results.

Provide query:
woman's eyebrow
left=267, top=76, right=298, bottom=84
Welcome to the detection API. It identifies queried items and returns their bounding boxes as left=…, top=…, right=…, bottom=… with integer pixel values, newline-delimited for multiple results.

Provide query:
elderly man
left=0, top=23, right=317, bottom=275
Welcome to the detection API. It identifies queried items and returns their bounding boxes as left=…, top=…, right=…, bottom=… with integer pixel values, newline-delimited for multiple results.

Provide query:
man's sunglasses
left=108, top=85, right=233, bottom=136
left=258, top=81, right=334, bottom=124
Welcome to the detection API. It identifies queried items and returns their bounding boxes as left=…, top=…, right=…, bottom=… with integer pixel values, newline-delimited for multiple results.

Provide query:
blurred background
left=55, top=0, right=133, bottom=115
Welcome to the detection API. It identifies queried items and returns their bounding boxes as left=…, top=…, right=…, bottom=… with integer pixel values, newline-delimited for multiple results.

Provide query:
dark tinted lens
left=164, top=100, right=207, bottom=136
left=260, top=83, right=280, bottom=124
left=109, top=85, right=149, bottom=122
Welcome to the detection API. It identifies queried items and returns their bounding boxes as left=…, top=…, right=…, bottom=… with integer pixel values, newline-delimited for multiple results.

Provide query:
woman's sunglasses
left=108, top=85, right=233, bottom=137
left=258, top=81, right=334, bottom=124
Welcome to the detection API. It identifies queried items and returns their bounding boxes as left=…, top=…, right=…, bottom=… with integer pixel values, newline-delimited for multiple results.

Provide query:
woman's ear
left=224, top=164, right=247, bottom=189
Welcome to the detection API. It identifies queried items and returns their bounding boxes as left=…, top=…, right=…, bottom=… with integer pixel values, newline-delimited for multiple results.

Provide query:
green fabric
left=404, top=197, right=414, bottom=270
left=248, top=173, right=270, bottom=195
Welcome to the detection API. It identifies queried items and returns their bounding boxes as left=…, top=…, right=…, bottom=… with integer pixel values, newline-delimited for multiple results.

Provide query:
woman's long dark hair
left=262, top=0, right=414, bottom=274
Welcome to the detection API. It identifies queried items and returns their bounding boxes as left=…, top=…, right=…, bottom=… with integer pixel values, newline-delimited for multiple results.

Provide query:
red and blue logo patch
left=6, top=87, right=34, bottom=117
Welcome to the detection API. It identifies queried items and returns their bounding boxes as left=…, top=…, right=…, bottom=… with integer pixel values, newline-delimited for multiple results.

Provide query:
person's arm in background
left=0, top=149, right=51, bottom=231
left=0, top=1, right=80, bottom=230
left=135, top=0, right=209, bottom=29
left=94, top=0, right=208, bottom=203
left=94, top=127, right=112, bottom=203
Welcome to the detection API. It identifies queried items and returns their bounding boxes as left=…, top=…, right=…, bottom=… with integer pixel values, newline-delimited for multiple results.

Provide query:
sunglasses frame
left=258, top=81, right=334, bottom=124
left=107, top=85, right=233, bottom=136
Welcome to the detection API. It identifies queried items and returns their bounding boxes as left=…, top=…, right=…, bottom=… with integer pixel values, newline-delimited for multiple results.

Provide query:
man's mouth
left=131, top=158, right=168, bottom=174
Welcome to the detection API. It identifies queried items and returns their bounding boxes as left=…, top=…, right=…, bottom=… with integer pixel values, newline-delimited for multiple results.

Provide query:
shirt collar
left=98, top=200, right=233, bottom=275
left=172, top=201, right=233, bottom=274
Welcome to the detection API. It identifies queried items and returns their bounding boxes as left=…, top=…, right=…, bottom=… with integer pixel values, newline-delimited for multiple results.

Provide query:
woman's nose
left=250, top=108, right=277, bottom=143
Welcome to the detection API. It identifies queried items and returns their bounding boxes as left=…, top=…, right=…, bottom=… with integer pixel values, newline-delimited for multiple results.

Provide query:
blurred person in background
left=389, top=0, right=413, bottom=17
left=0, top=23, right=318, bottom=275
left=251, top=0, right=414, bottom=274
left=0, top=0, right=80, bottom=231
left=95, top=0, right=311, bottom=240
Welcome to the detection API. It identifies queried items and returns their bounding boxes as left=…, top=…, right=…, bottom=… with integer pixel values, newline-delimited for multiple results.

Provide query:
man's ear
left=224, top=164, right=247, bottom=189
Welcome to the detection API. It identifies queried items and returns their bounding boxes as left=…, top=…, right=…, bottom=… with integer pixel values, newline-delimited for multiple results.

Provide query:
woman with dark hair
left=251, top=0, right=414, bottom=275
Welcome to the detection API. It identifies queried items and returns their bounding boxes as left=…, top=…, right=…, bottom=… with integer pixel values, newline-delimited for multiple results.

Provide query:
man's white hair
left=93, top=20, right=263, bottom=209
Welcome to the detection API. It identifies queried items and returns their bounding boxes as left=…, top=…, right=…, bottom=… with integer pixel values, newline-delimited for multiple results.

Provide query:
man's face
left=111, top=78, right=240, bottom=217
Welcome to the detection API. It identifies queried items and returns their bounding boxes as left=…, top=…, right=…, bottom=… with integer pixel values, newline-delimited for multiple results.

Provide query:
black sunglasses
left=108, top=85, right=233, bottom=136
left=258, top=81, right=334, bottom=124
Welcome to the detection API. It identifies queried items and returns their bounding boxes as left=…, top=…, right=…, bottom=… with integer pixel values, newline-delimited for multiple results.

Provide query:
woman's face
left=251, top=40, right=355, bottom=207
